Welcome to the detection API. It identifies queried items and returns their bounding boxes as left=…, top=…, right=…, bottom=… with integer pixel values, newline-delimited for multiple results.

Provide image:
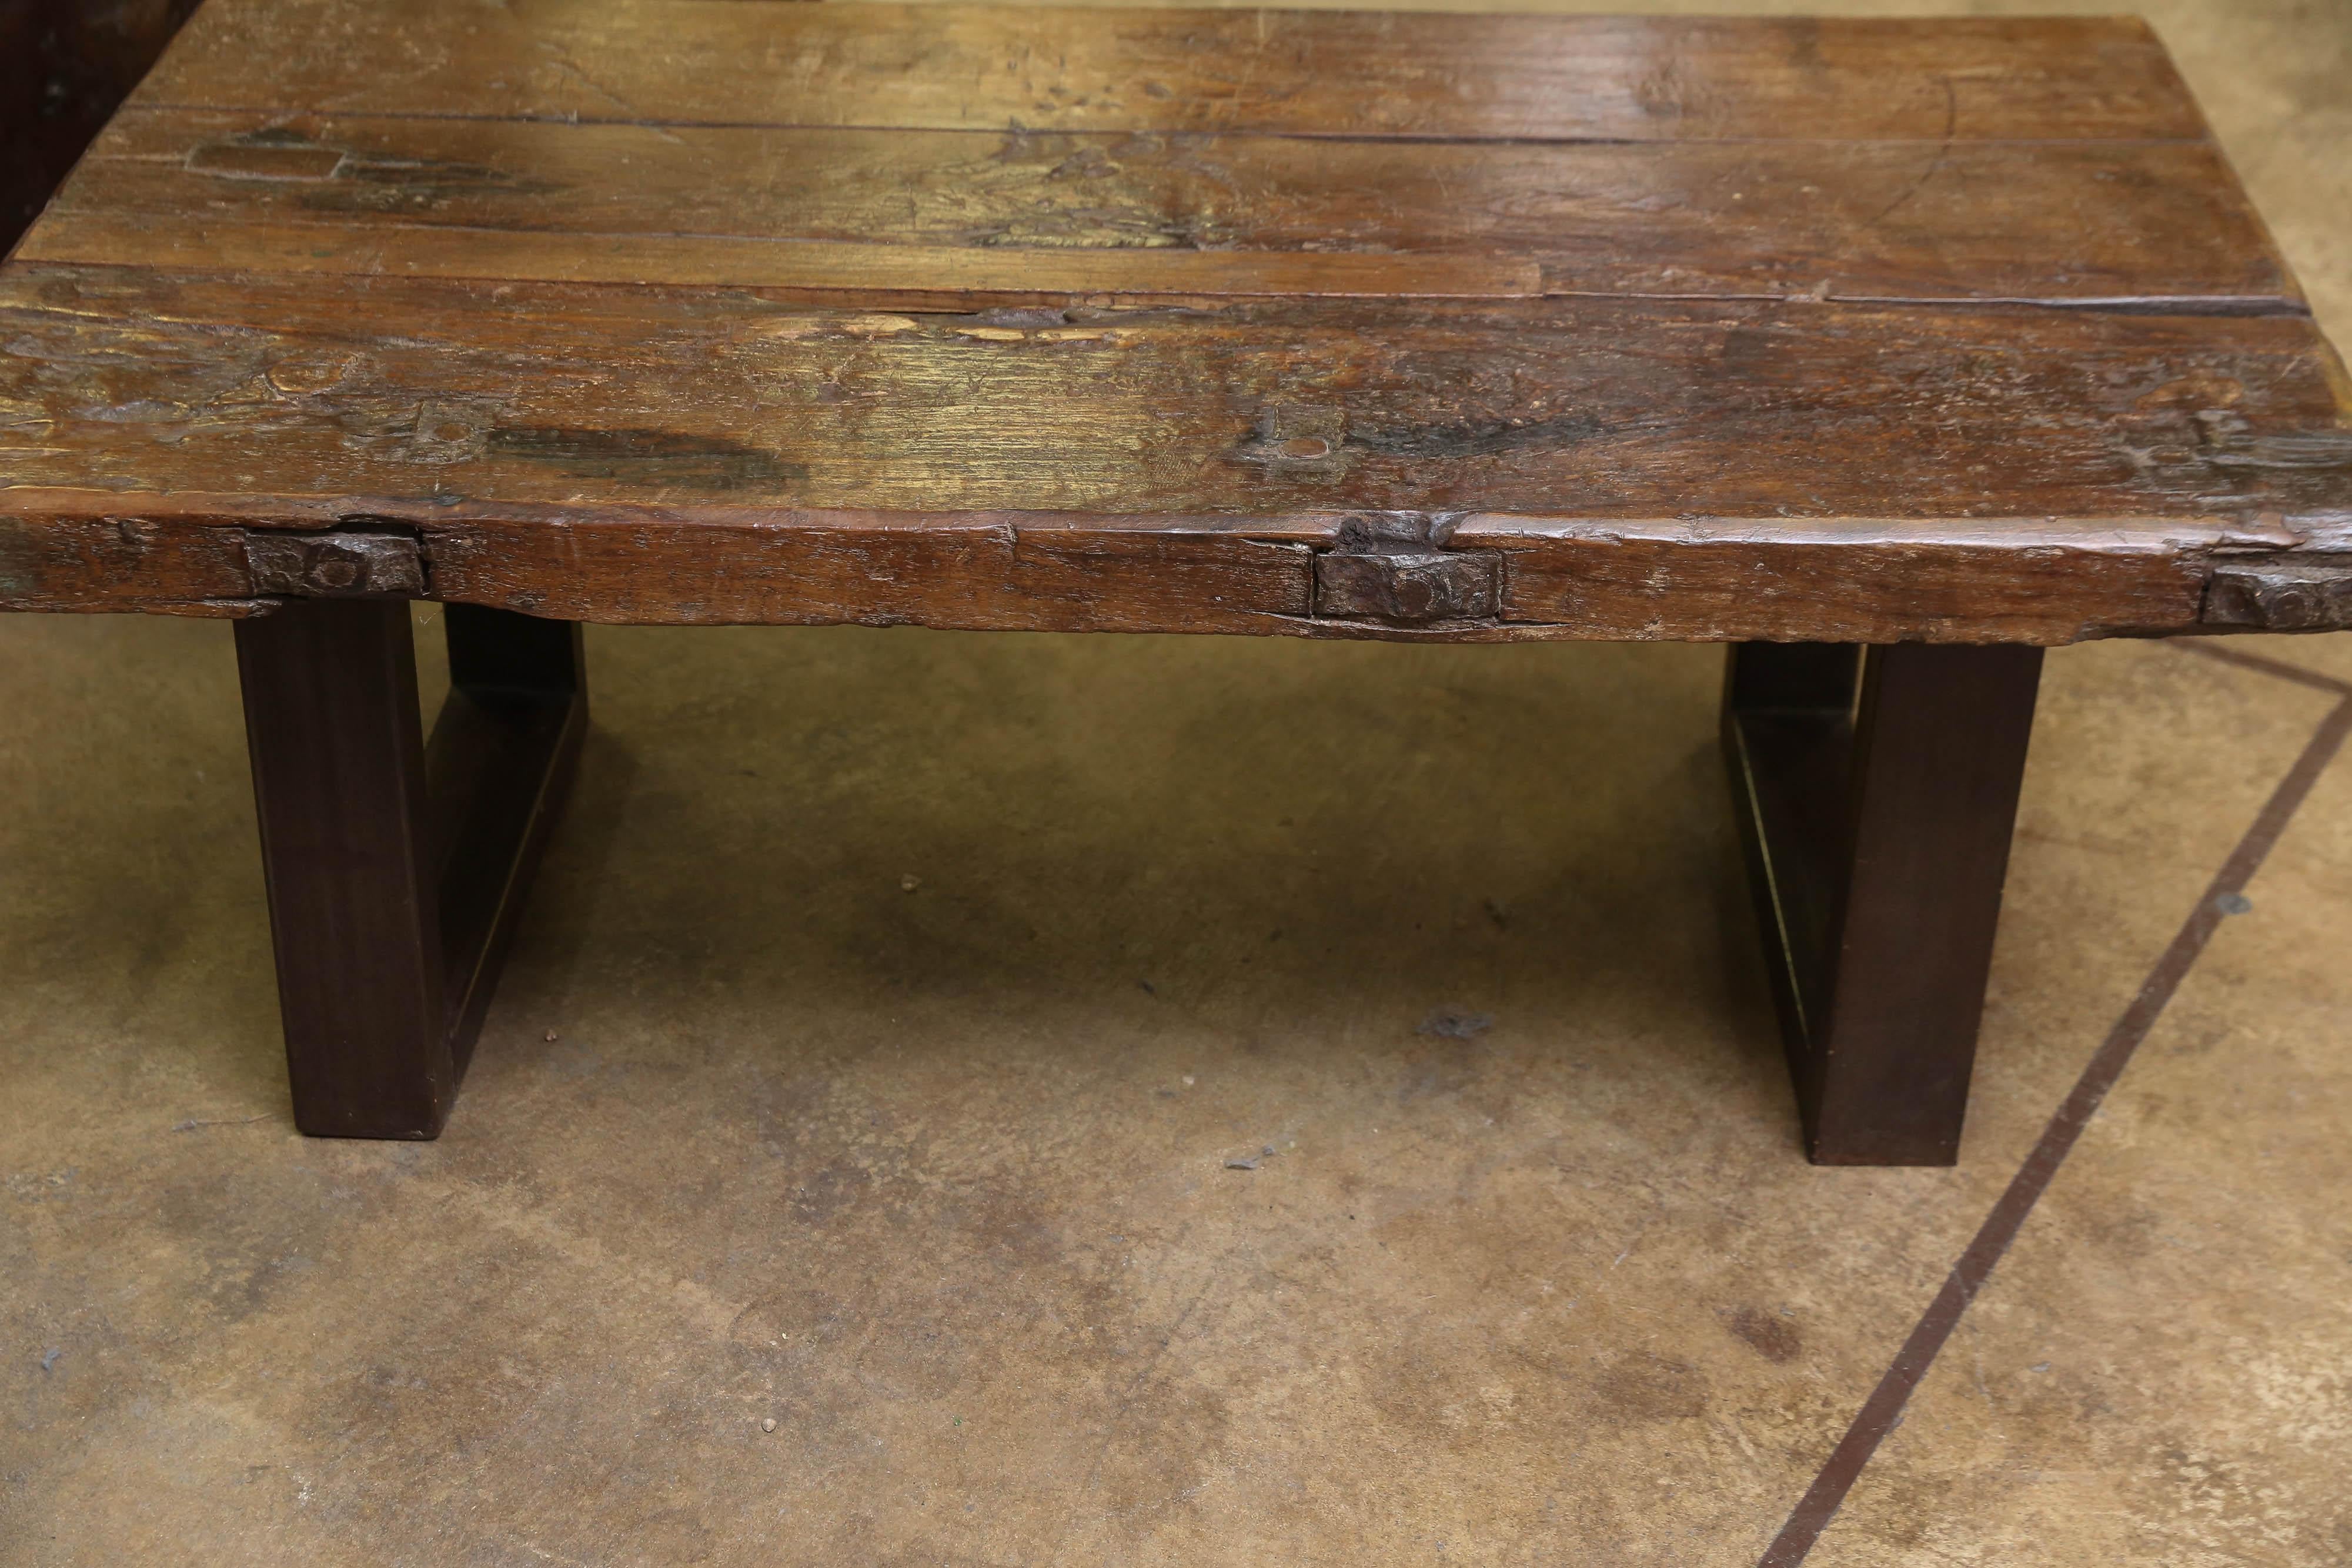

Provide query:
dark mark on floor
left=1417, top=1008, right=1494, bottom=1040
left=1727, top=1306, right=1803, bottom=1364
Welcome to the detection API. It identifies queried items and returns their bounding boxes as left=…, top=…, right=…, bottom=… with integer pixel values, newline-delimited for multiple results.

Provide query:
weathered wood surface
left=134, top=4, right=2210, bottom=142
left=34, top=111, right=2295, bottom=305
left=2, top=0, right=2348, bottom=641
left=2, top=265, right=2346, bottom=640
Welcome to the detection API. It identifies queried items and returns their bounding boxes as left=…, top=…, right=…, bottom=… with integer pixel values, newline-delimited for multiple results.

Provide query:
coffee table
left=3, top=2, right=2346, bottom=1162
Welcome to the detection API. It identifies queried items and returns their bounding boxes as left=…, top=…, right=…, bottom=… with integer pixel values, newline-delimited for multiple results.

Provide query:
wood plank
left=39, top=110, right=2294, bottom=305
left=0, top=500, right=2245, bottom=643
left=0, top=511, right=260, bottom=613
left=136, top=1, right=2207, bottom=143
left=16, top=211, right=1539, bottom=301
left=425, top=517, right=1318, bottom=633
left=1473, top=517, right=2216, bottom=645
left=413, top=513, right=2219, bottom=644
left=1, top=269, right=2341, bottom=527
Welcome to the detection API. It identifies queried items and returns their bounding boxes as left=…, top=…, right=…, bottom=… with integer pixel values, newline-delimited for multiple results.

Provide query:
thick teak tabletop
left=3, top=0, right=2349, bottom=643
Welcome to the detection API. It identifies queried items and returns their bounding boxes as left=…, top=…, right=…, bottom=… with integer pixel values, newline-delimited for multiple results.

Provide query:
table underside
left=2, top=0, right=2348, bottom=643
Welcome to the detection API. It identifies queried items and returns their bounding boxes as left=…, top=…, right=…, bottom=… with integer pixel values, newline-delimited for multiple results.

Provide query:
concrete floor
left=5, top=1, right=2351, bottom=1563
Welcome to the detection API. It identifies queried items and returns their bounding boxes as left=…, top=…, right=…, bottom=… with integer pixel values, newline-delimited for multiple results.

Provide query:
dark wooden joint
left=235, top=599, right=586, bottom=1138
left=245, top=529, right=426, bottom=597
left=2203, top=559, right=2352, bottom=630
left=1312, top=509, right=1500, bottom=624
left=1722, top=641, right=2042, bottom=1165
left=1314, top=550, right=1498, bottom=621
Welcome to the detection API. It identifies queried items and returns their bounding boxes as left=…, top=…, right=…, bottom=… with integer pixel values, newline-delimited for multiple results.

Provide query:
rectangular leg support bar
left=1723, top=642, right=2042, bottom=1165
left=235, top=600, right=585, bottom=1138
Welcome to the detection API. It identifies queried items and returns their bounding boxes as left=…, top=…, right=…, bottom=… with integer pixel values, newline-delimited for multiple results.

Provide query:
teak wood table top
left=3, top=0, right=2350, bottom=641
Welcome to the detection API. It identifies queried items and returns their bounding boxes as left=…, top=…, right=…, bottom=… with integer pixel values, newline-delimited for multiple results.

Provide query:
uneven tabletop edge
left=8, top=493, right=2338, bottom=644
left=0, top=493, right=2310, bottom=546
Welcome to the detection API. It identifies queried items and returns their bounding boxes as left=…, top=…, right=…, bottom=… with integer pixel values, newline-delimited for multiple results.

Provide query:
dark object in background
left=1, top=0, right=203, bottom=252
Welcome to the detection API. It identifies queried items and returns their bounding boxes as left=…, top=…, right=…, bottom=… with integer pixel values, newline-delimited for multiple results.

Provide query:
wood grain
left=3, top=263, right=2344, bottom=641
left=1481, top=520, right=2213, bottom=645
left=410, top=512, right=2218, bottom=645
left=3, top=269, right=2341, bottom=524
left=35, top=110, right=2293, bottom=305
left=0, top=511, right=260, bottom=613
left=4, top=0, right=2347, bottom=640
left=16, top=211, right=1541, bottom=300
left=136, top=2, right=2206, bottom=143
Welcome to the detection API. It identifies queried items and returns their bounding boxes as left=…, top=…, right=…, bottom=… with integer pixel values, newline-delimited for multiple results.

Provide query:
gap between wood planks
left=119, top=103, right=2220, bottom=146
left=1758, top=641, right=2352, bottom=1566
left=8, top=225, right=2311, bottom=316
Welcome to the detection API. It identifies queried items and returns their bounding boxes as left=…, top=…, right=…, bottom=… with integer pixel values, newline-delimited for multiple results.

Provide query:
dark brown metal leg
left=1723, top=641, right=2042, bottom=1165
left=430, top=605, right=588, bottom=1072
left=236, top=600, right=586, bottom=1138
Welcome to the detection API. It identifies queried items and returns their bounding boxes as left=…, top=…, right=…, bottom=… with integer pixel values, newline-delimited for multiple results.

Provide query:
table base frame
left=235, top=599, right=585, bottom=1138
left=233, top=607, right=2042, bottom=1162
left=1722, top=641, right=2043, bottom=1164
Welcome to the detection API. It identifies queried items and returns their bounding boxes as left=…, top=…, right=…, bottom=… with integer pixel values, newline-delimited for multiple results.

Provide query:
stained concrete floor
left=5, top=0, right=2352, bottom=1563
